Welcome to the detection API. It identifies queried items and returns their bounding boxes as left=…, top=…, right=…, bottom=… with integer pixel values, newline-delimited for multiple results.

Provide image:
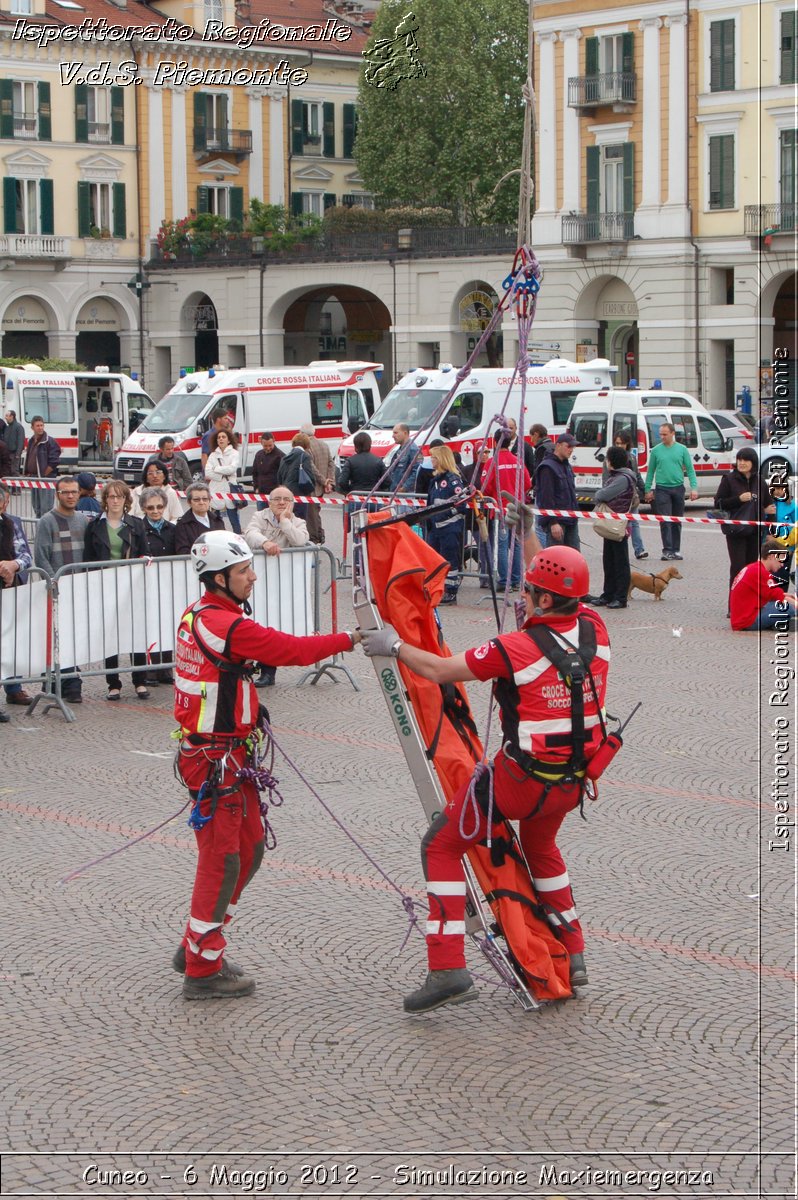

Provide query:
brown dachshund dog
left=628, top=564, right=683, bottom=601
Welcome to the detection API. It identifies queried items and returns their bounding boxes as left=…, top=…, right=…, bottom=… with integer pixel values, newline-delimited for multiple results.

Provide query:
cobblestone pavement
left=0, top=506, right=794, bottom=1198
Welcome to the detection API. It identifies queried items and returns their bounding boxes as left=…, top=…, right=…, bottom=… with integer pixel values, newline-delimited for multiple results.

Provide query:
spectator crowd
left=0, top=406, right=796, bottom=719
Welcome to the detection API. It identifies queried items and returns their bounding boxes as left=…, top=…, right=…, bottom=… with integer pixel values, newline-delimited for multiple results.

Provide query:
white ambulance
left=566, top=386, right=735, bottom=499
left=336, top=358, right=616, bottom=469
left=114, top=361, right=383, bottom=483
left=1, top=365, right=155, bottom=468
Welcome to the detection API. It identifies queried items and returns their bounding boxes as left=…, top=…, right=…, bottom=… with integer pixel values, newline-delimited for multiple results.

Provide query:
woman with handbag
left=277, top=432, right=316, bottom=521
left=714, top=448, right=774, bottom=594
left=589, top=446, right=636, bottom=609
left=205, top=428, right=243, bottom=534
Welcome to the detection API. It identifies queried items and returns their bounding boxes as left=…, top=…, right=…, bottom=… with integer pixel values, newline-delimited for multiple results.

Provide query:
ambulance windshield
left=367, top=387, right=449, bottom=431
left=139, top=392, right=213, bottom=434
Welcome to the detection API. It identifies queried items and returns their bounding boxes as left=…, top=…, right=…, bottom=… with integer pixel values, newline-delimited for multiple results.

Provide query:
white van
left=336, top=359, right=616, bottom=471
left=0, top=365, right=155, bottom=468
left=114, top=361, right=383, bottom=484
left=566, top=387, right=735, bottom=499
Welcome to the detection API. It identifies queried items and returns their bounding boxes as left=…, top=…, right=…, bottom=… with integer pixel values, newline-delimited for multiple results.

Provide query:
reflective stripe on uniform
left=533, top=871, right=570, bottom=892
left=189, top=915, right=222, bottom=934
left=426, top=920, right=466, bottom=935
left=428, top=881, right=467, bottom=896
left=194, top=616, right=228, bottom=655
left=176, top=676, right=219, bottom=731
left=518, top=711, right=603, bottom=740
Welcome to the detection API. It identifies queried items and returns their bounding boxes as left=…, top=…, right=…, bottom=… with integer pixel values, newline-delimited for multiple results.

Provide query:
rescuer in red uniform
left=362, top=535, right=610, bottom=1014
left=175, top=530, right=361, bottom=1000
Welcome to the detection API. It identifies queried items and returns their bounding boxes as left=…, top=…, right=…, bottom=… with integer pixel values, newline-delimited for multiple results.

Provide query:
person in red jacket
left=174, top=530, right=361, bottom=999
left=362, top=540, right=609, bottom=1013
left=729, top=538, right=798, bottom=630
left=481, top=430, right=531, bottom=590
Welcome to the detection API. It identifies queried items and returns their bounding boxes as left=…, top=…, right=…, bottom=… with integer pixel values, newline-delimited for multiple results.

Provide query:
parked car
left=760, top=425, right=798, bottom=484
left=708, top=410, right=755, bottom=447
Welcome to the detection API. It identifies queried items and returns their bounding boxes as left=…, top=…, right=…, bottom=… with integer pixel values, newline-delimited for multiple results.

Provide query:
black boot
left=403, top=968, right=477, bottom=1013
left=182, top=961, right=255, bottom=1000
left=254, top=667, right=276, bottom=688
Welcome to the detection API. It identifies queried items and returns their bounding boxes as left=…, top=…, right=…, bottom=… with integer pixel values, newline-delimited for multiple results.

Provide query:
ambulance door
left=696, top=413, right=730, bottom=495
left=20, top=382, right=78, bottom=464
left=359, top=385, right=377, bottom=418
left=345, top=388, right=367, bottom=433
left=570, top=408, right=609, bottom=492
left=440, top=390, right=483, bottom=466
left=228, top=392, right=247, bottom=475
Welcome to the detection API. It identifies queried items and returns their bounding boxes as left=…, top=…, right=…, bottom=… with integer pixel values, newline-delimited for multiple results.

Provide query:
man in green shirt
left=644, top=423, right=698, bottom=560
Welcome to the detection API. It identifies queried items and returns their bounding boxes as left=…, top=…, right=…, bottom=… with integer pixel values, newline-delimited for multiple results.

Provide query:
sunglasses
left=144, top=504, right=165, bottom=512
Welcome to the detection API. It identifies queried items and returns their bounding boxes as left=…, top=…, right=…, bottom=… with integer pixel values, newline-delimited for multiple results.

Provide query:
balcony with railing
left=13, top=113, right=37, bottom=138
left=568, top=73, right=637, bottom=108
left=193, top=126, right=252, bottom=157
left=745, top=203, right=797, bottom=238
left=88, top=121, right=111, bottom=143
left=562, top=211, right=635, bottom=245
left=148, top=224, right=517, bottom=267
left=0, top=234, right=69, bottom=257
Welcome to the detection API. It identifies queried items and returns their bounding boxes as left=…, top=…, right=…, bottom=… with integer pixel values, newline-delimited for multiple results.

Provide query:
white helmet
left=190, top=531, right=253, bottom=577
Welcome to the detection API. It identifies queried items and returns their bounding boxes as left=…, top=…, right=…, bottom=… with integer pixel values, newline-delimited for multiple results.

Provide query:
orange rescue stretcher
left=351, top=507, right=573, bottom=1010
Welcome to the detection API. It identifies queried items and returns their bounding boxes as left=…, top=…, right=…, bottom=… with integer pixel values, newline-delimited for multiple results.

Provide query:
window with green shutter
left=586, top=146, right=600, bottom=215
left=291, top=191, right=303, bottom=217
left=323, top=192, right=336, bottom=210
left=75, top=84, right=88, bottom=143
left=710, top=19, right=735, bottom=91
left=77, top=180, right=91, bottom=236
left=229, top=186, right=244, bottom=225
left=780, top=129, right=796, bottom=216
left=781, top=11, right=797, bottom=84
left=708, top=134, right=734, bottom=208
left=343, top=104, right=357, bottom=158
left=37, top=83, right=50, bottom=141
left=193, top=92, right=208, bottom=152
left=111, top=87, right=124, bottom=144
left=112, top=182, right=126, bottom=238
left=322, top=101, right=335, bottom=157
left=197, top=185, right=210, bottom=214
left=39, top=179, right=53, bottom=234
left=291, top=98, right=304, bottom=155
left=622, top=142, right=634, bottom=212
left=3, top=177, right=17, bottom=232
left=585, top=36, right=598, bottom=75
left=0, top=80, right=13, bottom=140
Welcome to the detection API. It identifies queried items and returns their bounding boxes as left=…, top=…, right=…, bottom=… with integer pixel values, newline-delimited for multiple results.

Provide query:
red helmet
left=524, top=546, right=589, bottom=599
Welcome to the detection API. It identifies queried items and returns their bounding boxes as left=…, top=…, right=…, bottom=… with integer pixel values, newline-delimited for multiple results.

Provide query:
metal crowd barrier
left=2, top=545, right=344, bottom=723
left=0, top=567, right=54, bottom=699
left=4, top=476, right=54, bottom=527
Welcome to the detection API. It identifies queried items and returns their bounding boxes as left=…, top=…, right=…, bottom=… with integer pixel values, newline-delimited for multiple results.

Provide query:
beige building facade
left=529, top=0, right=796, bottom=410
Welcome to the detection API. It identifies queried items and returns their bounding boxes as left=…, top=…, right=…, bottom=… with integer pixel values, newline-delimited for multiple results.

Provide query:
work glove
left=360, top=624, right=402, bottom=658
left=502, top=492, right=535, bottom=535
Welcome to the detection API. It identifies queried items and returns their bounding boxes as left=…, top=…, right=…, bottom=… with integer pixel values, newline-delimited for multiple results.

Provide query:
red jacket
left=729, top=560, right=787, bottom=630
left=482, top=450, right=531, bottom=514
left=175, top=590, right=351, bottom=737
left=465, top=607, right=610, bottom=762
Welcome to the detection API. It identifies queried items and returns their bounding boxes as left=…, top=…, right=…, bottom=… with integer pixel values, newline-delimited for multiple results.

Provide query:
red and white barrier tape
left=1, top=478, right=788, bottom=530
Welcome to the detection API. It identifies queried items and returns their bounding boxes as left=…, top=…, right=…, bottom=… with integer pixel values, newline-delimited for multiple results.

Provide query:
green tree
left=355, top=0, right=529, bottom=224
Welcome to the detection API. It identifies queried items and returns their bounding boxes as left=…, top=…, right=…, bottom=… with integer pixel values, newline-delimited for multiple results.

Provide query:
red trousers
left=421, top=749, right=585, bottom=970
left=178, top=747, right=265, bottom=978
